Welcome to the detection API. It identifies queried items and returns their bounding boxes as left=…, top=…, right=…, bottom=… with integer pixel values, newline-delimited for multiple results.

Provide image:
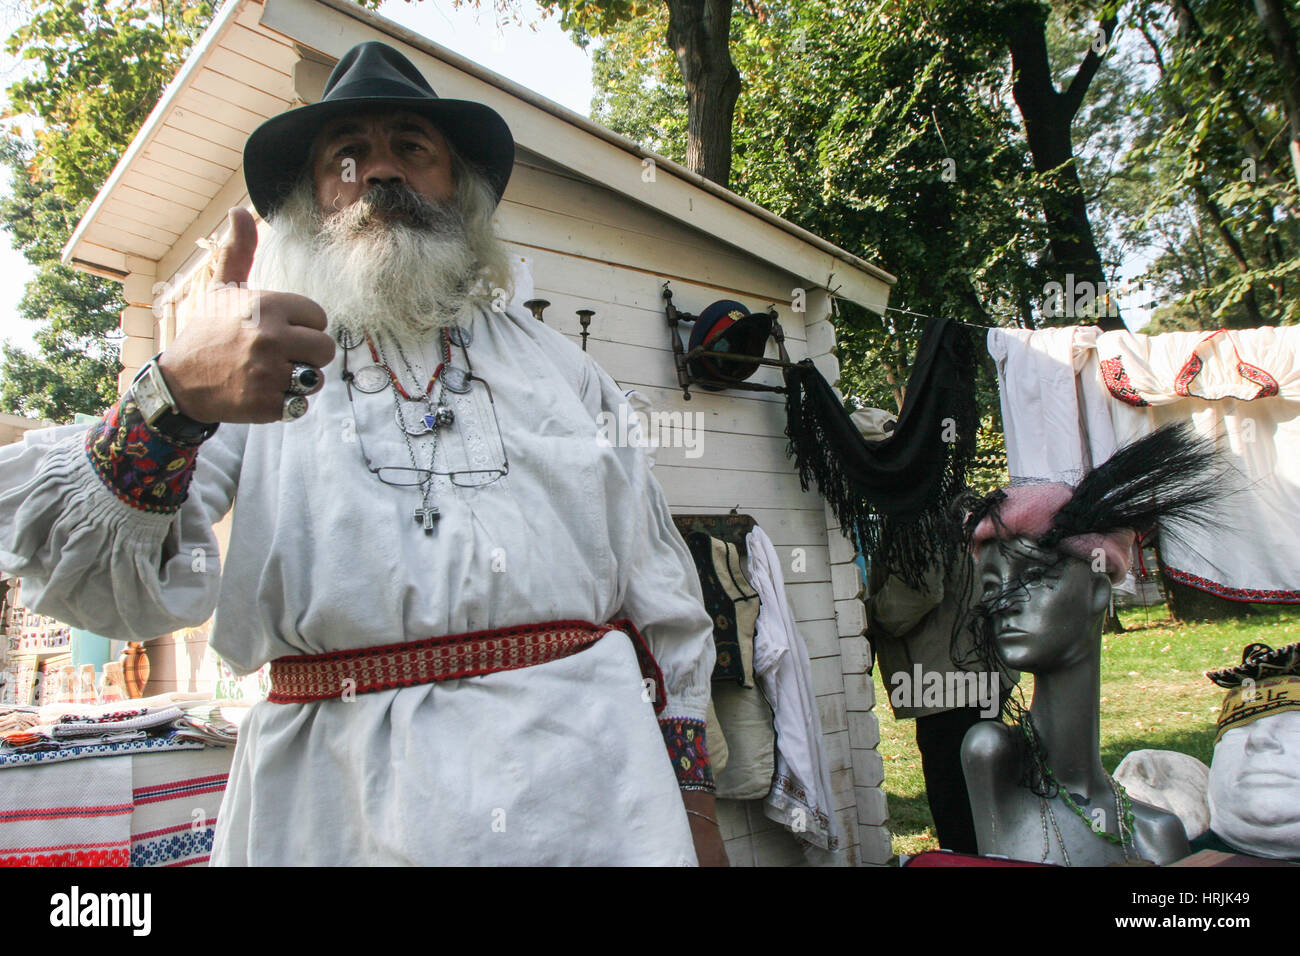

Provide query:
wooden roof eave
left=60, top=0, right=253, bottom=279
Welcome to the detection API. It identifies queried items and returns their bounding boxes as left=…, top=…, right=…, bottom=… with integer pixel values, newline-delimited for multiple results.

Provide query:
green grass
left=874, top=602, right=1300, bottom=858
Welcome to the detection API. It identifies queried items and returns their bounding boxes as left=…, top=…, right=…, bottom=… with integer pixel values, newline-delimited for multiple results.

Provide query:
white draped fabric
left=746, top=525, right=845, bottom=856
left=986, top=326, right=1117, bottom=486
left=986, top=325, right=1300, bottom=604
left=1096, top=328, right=1300, bottom=604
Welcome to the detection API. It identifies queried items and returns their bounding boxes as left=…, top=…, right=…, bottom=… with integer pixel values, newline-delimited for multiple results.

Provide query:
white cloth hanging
left=744, top=525, right=845, bottom=855
left=1096, top=327, right=1300, bottom=603
left=987, top=326, right=1117, bottom=485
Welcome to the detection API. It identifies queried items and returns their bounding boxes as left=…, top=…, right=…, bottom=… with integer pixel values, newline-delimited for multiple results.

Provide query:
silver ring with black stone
left=287, top=363, right=323, bottom=396
left=282, top=394, right=309, bottom=422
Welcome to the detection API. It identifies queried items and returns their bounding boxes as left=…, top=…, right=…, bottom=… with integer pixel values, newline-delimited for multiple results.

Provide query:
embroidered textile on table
left=84, top=398, right=202, bottom=514
left=0, top=732, right=204, bottom=768
left=130, top=748, right=233, bottom=867
left=0, top=755, right=133, bottom=866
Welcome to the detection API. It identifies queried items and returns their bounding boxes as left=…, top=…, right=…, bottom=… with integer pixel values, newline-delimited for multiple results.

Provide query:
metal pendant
left=336, top=328, right=363, bottom=350
left=414, top=505, right=440, bottom=532
left=353, top=365, right=390, bottom=394
left=441, top=364, right=471, bottom=393
left=424, top=405, right=454, bottom=430
left=446, top=324, right=472, bottom=348
left=396, top=405, right=431, bottom=436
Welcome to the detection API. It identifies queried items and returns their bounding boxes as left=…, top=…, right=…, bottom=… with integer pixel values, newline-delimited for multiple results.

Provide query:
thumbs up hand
left=155, top=207, right=337, bottom=424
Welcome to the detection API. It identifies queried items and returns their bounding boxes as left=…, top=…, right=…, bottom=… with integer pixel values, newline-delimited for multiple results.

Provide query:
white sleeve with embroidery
left=0, top=419, right=245, bottom=641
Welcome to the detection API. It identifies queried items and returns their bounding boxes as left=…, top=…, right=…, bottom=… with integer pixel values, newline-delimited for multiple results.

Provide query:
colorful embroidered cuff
left=85, top=397, right=203, bottom=515
left=660, top=716, right=715, bottom=792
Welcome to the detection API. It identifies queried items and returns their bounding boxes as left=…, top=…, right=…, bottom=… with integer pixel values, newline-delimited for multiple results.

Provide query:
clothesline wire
left=829, top=295, right=1003, bottom=333
left=881, top=305, right=1004, bottom=333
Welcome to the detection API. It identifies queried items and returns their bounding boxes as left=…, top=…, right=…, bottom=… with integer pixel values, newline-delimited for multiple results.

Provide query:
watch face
left=131, top=362, right=174, bottom=425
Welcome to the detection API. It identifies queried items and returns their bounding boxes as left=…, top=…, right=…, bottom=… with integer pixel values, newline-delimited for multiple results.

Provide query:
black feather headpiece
left=1036, top=422, right=1229, bottom=551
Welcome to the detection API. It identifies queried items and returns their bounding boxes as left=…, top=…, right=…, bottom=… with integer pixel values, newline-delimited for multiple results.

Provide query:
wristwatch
left=127, top=354, right=220, bottom=445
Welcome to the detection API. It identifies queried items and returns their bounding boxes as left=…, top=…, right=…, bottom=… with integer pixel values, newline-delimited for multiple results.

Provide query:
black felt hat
left=243, top=41, right=515, bottom=219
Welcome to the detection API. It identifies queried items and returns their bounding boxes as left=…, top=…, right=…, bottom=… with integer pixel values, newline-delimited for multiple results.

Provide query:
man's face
left=310, top=108, right=455, bottom=215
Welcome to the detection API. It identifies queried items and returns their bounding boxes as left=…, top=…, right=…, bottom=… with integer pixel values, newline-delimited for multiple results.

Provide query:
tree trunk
left=665, top=0, right=741, bottom=187
left=1005, top=7, right=1122, bottom=330
left=1253, top=0, right=1300, bottom=192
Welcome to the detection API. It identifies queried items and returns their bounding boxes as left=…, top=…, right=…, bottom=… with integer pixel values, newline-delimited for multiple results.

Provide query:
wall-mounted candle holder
left=576, top=309, right=594, bottom=351
left=523, top=299, right=550, bottom=322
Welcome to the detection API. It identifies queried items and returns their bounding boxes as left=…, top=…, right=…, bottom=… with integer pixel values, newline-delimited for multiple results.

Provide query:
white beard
left=251, top=184, right=482, bottom=340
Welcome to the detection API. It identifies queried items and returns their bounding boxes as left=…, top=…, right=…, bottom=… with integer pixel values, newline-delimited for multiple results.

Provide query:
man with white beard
left=0, top=41, right=726, bottom=865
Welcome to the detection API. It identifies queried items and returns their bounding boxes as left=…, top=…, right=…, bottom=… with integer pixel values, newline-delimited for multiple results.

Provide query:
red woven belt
left=267, top=618, right=667, bottom=710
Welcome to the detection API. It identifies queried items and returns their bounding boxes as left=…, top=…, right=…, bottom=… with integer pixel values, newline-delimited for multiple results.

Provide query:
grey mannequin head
left=974, top=536, right=1110, bottom=675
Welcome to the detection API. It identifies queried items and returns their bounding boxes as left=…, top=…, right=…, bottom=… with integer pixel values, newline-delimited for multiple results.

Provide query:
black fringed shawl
left=783, top=317, right=979, bottom=588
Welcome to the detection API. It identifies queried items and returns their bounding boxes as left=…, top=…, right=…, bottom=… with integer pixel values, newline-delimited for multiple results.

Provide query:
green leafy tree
left=0, top=0, right=219, bottom=421
left=591, top=0, right=1042, bottom=476
left=544, top=0, right=765, bottom=185
left=1081, top=1, right=1300, bottom=329
left=0, top=139, right=121, bottom=420
left=0, top=0, right=377, bottom=420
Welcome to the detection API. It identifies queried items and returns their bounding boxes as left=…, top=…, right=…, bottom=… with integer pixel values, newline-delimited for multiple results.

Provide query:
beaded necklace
left=364, top=332, right=446, bottom=401
left=1021, top=718, right=1136, bottom=863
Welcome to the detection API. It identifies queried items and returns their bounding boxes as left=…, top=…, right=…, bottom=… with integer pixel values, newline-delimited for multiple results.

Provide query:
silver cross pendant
left=413, top=505, right=440, bottom=533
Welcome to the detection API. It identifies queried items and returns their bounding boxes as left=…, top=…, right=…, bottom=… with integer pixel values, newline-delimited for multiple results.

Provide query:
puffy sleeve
left=580, top=358, right=717, bottom=792
left=0, top=397, right=246, bottom=641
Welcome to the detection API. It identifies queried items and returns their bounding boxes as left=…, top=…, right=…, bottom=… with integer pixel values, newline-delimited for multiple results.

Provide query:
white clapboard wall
left=60, top=0, right=894, bottom=866
left=493, top=153, right=886, bottom=866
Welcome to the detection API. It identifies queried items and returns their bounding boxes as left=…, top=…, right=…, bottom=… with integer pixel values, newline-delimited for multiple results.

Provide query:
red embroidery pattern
left=0, top=846, right=129, bottom=867
left=85, top=398, right=202, bottom=514
left=659, top=716, right=714, bottom=791
left=133, top=773, right=229, bottom=807
left=268, top=618, right=668, bottom=713
left=1099, top=358, right=1150, bottom=407
left=1236, top=362, right=1280, bottom=399
left=1164, top=565, right=1300, bottom=604
left=1174, top=353, right=1202, bottom=397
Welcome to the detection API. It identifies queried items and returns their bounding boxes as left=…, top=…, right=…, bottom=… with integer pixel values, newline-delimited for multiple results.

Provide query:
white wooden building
left=62, top=0, right=898, bottom=866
